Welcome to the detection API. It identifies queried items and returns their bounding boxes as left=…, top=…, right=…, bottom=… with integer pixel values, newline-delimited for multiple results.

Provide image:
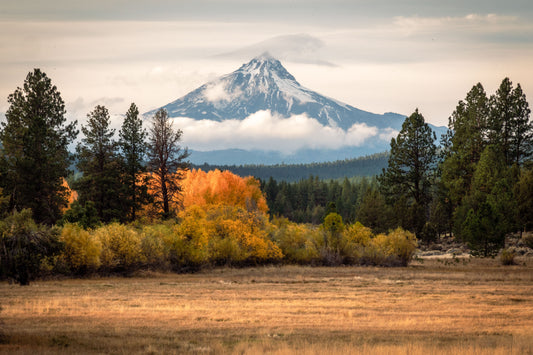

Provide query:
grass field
left=1, top=258, right=532, bottom=354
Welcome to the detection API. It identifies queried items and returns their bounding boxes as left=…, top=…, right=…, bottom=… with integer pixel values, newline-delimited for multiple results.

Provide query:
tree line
left=195, top=152, right=389, bottom=182
left=1, top=69, right=532, bottom=284
left=261, top=78, right=533, bottom=256
left=0, top=69, right=190, bottom=226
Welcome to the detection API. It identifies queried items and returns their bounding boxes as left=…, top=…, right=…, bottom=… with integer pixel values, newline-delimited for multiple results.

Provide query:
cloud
left=172, top=110, right=385, bottom=153
left=215, top=34, right=337, bottom=67
left=203, top=82, right=242, bottom=104
left=378, top=127, right=399, bottom=142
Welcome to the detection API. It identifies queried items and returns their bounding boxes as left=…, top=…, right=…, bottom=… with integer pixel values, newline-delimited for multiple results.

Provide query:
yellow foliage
left=172, top=205, right=211, bottom=266
left=140, top=224, right=173, bottom=269
left=343, top=222, right=373, bottom=246
left=372, top=228, right=418, bottom=266
left=58, top=223, right=101, bottom=272
left=270, top=217, right=321, bottom=264
left=175, top=204, right=282, bottom=265
left=94, top=223, right=144, bottom=271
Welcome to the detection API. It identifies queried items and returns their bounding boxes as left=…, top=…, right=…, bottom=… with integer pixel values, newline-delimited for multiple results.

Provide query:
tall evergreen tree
left=0, top=69, right=78, bottom=224
left=441, top=83, right=489, bottom=208
left=456, top=145, right=515, bottom=256
left=515, top=167, right=533, bottom=234
left=75, top=105, right=122, bottom=222
left=488, top=78, right=532, bottom=166
left=147, top=109, right=190, bottom=219
left=118, top=103, right=150, bottom=221
left=379, top=109, right=437, bottom=239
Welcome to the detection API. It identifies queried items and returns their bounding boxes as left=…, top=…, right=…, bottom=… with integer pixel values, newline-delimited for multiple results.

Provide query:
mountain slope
left=146, top=53, right=408, bottom=131
left=145, top=54, right=447, bottom=165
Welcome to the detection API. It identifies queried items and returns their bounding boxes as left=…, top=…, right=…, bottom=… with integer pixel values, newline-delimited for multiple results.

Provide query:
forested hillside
left=193, top=152, right=389, bottom=182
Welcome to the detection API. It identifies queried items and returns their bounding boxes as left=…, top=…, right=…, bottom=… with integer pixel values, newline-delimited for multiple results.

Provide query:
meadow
left=1, top=258, right=532, bottom=354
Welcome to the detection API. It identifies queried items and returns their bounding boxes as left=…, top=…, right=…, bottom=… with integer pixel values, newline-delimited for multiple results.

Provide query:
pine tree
left=515, top=167, right=533, bottom=234
left=355, top=187, right=393, bottom=233
left=147, top=109, right=190, bottom=219
left=441, top=83, right=489, bottom=208
left=0, top=69, right=78, bottom=224
left=456, top=145, right=515, bottom=256
left=488, top=78, right=532, bottom=166
left=118, top=103, right=150, bottom=221
left=75, top=105, right=122, bottom=222
left=379, top=109, right=437, bottom=239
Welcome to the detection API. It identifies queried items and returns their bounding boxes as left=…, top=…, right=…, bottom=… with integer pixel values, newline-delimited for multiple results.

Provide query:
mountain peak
left=145, top=55, right=409, bottom=131
left=236, top=53, right=295, bottom=82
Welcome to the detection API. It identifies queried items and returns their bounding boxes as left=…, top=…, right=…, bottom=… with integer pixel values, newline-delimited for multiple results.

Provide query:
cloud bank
left=171, top=110, right=392, bottom=153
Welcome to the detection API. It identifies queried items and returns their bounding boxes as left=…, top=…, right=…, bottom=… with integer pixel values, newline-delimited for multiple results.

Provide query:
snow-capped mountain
left=145, top=54, right=446, bottom=165
left=146, top=53, right=409, bottom=130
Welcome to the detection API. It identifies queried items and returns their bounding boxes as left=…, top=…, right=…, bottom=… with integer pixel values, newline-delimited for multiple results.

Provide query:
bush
left=200, top=205, right=282, bottom=266
left=94, top=223, right=144, bottom=273
left=269, top=217, right=320, bottom=264
left=500, top=248, right=516, bottom=266
left=341, top=222, right=374, bottom=263
left=372, top=228, right=418, bottom=266
left=140, top=224, right=173, bottom=270
left=0, top=209, right=62, bottom=285
left=58, top=223, right=101, bottom=274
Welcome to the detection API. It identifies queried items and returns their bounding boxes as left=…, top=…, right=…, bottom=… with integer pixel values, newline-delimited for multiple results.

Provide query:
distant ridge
left=193, top=152, right=389, bottom=182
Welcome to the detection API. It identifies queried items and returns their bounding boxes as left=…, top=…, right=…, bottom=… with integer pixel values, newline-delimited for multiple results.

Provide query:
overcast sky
left=1, top=0, right=532, bottom=137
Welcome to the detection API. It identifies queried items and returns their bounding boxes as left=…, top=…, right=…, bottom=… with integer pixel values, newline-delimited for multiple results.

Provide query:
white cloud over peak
left=172, top=110, right=384, bottom=152
left=203, top=83, right=242, bottom=104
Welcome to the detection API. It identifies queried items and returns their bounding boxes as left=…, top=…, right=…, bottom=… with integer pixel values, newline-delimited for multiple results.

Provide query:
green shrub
left=58, top=223, right=101, bottom=274
left=61, top=201, right=100, bottom=229
left=0, top=209, right=62, bottom=285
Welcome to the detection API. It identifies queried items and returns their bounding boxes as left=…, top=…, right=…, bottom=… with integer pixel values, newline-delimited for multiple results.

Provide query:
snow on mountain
left=144, top=54, right=446, bottom=164
left=145, top=53, right=411, bottom=131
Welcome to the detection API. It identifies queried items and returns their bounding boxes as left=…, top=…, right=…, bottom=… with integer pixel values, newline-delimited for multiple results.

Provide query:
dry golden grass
left=1, top=258, right=532, bottom=354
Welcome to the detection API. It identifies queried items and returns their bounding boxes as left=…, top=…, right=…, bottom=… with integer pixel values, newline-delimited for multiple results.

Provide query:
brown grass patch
left=1, top=258, right=532, bottom=354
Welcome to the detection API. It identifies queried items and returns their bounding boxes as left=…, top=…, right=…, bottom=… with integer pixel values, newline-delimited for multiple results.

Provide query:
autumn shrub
left=269, top=217, right=320, bottom=264
left=140, top=224, right=173, bottom=270
left=58, top=223, right=101, bottom=274
left=94, top=223, right=144, bottom=273
left=340, top=222, right=374, bottom=264
left=173, top=169, right=282, bottom=267
left=372, top=227, right=418, bottom=266
left=202, top=205, right=282, bottom=266
left=500, top=248, right=516, bottom=266
left=171, top=205, right=210, bottom=270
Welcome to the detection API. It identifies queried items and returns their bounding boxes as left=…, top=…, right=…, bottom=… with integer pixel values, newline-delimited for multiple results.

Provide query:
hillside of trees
left=1, top=69, right=532, bottom=284
left=193, top=152, right=389, bottom=182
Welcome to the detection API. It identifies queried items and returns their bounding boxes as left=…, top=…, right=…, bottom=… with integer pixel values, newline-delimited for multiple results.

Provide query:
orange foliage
left=176, top=169, right=281, bottom=264
left=61, top=178, right=78, bottom=211
left=181, top=169, right=268, bottom=214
